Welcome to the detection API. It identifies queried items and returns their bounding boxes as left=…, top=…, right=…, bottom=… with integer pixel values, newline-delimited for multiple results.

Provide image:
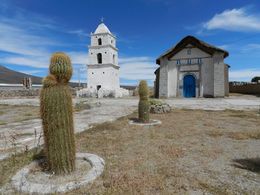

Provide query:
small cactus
left=138, top=80, right=150, bottom=123
left=40, top=52, right=75, bottom=174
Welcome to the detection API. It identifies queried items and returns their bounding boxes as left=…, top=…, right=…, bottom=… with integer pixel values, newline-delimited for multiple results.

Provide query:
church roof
left=94, top=22, right=112, bottom=34
left=156, top=35, right=229, bottom=65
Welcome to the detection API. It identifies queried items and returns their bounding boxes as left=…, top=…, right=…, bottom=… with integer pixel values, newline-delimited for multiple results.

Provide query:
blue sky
left=0, top=0, right=260, bottom=85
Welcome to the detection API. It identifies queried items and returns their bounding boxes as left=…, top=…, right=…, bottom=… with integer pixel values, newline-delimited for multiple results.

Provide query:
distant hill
left=0, top=65, right=85, bottom=87
left=0, top=65, right=42, bottom=84
left=0, top=65, right=140, bottom=89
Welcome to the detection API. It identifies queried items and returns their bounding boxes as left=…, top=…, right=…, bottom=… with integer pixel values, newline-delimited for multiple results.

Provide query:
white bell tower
left=87, top=21, right=120, bottom=91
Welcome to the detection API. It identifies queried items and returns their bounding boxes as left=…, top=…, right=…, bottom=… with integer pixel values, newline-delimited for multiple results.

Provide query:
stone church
left=154, top=36, right=229, bottom=98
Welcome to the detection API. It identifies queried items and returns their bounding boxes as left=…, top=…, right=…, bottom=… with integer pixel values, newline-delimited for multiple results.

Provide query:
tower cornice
left=88, top=63, right=120, bottom=69
left=91, top=32, right=116, bottom=39
left=88, top=44, right=118, bottom=51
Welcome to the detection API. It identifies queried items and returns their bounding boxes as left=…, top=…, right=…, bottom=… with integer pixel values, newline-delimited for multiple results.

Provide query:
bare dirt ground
left=0, top=95, right=259, bottom=161
left=1, top=109, right=259, bottom=194
left=74, top=109, right=260, bottom=194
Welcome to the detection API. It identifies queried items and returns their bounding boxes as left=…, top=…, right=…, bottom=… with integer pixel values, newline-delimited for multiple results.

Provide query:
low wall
left=229, top=83, right=260, bottom=95
left=0, top=89, right=40, bottom=98
left=0, top=88, right=77, bottom=98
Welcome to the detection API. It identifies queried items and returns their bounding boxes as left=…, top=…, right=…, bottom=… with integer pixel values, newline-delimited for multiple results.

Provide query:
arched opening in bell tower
left=98, top=38, right=102, bottom=45
left=97, top=53, right=102, bottom=64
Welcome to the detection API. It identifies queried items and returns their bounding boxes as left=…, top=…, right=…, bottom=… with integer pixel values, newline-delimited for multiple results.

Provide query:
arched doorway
left=183, top=75, right=196, bottom=98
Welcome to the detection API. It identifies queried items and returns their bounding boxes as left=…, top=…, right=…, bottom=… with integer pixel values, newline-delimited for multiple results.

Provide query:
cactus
left=40, top=52, right=75, bottom=174
left=138, top=80, right=150, bottom=123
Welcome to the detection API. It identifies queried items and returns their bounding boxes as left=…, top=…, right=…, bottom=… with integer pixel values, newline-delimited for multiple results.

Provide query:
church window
left=105, top=52, right=107, bottom=54
left=177, top=59, right=181, bottom=65
left=198, top=58, right=202, bottom=64
left=92, top=72, right=94, bottom=74
left=187, top=59, right=191, bottom=64
left=111, top=40, right=113, bottom=44
left=187, top=49, right=191, bottom=55
left=97, top=53, right=102, bottom=64
left=98, top=38, right=102, bottom=45
left=103, top=72, right=105, bottom=74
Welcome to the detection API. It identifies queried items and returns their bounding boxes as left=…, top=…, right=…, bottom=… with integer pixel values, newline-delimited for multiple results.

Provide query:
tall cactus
left=138, top=80, right=150, bottom=123
left=40, top=52, right=75, bottom=174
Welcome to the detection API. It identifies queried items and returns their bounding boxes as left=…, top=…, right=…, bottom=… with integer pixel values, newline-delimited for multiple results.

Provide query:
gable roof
left=156, top=35, right=229, bottom=65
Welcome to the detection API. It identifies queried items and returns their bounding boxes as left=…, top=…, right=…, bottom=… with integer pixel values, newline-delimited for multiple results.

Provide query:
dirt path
left=0, top=98, right=138, bottom=160
left=165, top=96, right=260, bottom=110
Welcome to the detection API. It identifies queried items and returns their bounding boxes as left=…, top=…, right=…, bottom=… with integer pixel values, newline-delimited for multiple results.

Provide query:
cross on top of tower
left=100, top=17, right=104, bottom=23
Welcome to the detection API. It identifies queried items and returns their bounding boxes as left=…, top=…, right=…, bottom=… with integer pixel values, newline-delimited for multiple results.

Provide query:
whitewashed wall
left=158, top=44, right=226, bottom=98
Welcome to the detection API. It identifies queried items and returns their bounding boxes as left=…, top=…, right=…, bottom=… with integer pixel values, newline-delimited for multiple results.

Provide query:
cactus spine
left=138, top=80, right=150, bottom=123
left=40, top=52, right=75, bottom=174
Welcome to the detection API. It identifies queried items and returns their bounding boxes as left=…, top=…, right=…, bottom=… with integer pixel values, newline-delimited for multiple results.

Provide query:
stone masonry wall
left=159, top=64, right=168, bottom=97
left=213, top=52, right=225, bottom=97
left=0, top=88, right=77, bottom=98
left=0, top=89, right=40, bottom=98
left=229, top=83, right=260, bottom=95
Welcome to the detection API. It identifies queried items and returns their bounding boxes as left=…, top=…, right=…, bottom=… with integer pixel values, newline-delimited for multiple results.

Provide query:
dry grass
left=0, top=109, right=259, bottom=194
left=0, top=104, right=39, bottom=124
left=0, top=121, right=7, bottom=125
left=0, top=150, right=37, bottom=186
left=227, top=131, right=260, bottom=140
left=71, top=109, right=260, bottom=194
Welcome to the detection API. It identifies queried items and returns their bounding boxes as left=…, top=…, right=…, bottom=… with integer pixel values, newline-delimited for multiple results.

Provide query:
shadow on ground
left=232, top=158, right=260, bottom=173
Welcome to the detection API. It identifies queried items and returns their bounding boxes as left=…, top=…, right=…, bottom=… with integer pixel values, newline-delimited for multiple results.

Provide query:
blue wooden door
left=183, top=75, right=196, bottom=98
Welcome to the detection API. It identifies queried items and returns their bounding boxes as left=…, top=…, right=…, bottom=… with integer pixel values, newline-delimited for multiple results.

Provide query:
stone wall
left=159, top=59, right=168, bottom=98
left=224, top=65, right=229, bottom=96
left=213, top=52, right=225, bottom=97
left=229, top=83, right=260, bottom=95
left=0, top=89, right=40, bottom=98
left=0, top=88, right=77, bottom=98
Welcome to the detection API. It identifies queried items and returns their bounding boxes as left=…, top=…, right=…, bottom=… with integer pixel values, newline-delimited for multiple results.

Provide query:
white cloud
left=244, top=43, right=260, bottom=50
left=19, top=70, right=43, bottom=75
left=119, top=57, right=157, bottom=81
left=203, top=7, right=260, bottom=32
left=0, top=2, right=90, bottom=69
left=217, top=44, right=231, bottom=50
left=68, top=30, right=89, bottom=38
left=229, top=68, right=260, bottom=81
left=119, top=56, right=152, bottom=63
left=2, top=56, right=48, bottom=68
left=68, top=51, right=88, bottom=65
left=0, top=22, right=54, bottom=56
left=0, top=1, right=157, bottom=85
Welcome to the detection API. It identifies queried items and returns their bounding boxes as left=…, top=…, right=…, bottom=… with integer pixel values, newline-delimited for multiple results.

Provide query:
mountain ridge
left=0, top=65, right=43, bottom=84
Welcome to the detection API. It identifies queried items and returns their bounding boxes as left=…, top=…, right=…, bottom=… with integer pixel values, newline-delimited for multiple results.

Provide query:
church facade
left=87, top=22, right=120, bottom=91
left=154, top=36, right=229, bottom=98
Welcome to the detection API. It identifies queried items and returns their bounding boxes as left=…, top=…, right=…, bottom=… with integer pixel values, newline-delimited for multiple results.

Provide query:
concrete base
left=77, top=87, right=129, bottom=98
left=11, top=153, right=105, bottom=194
left=128, top=119, right=162, bottom=126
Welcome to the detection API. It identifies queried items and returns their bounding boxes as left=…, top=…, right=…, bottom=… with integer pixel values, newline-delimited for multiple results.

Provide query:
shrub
left=138, top=80, right=150, bottom=122
left=149, top=99, right=163, bottom=106
left=40, top=52, right=75, bottom=174
left=251, top=76, right=260, bottom=83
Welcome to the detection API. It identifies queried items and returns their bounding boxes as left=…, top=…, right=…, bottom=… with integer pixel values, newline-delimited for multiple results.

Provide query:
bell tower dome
left=87, top=22, right=119, bottom=90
